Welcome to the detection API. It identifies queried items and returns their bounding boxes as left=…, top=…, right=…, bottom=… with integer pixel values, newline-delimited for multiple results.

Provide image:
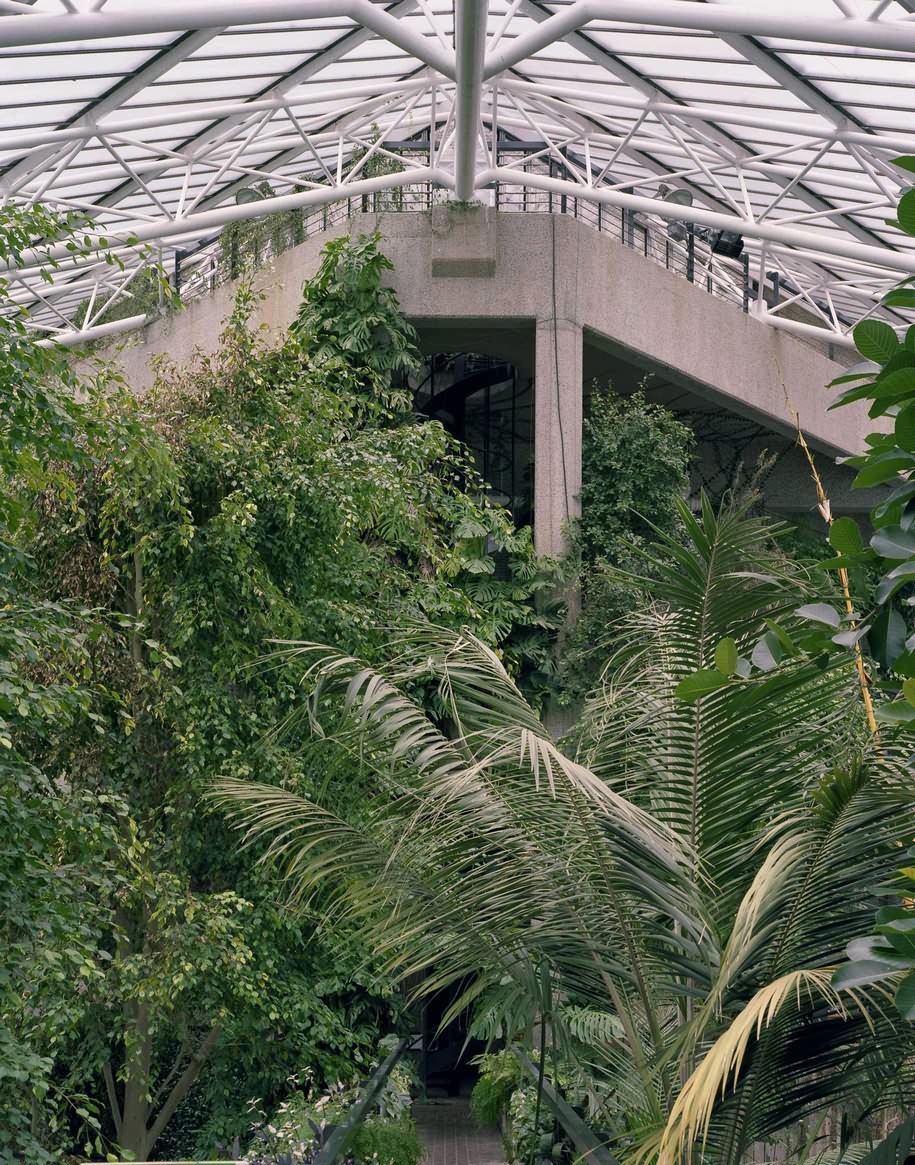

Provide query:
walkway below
left=414, top=1100, right=506, bottom=1165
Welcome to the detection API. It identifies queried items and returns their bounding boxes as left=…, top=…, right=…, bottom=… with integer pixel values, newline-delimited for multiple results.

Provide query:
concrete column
left=534, top=317, right=583, bottom=558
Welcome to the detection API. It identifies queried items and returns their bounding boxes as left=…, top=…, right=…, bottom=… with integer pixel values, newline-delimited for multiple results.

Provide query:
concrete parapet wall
left=93, top=207, right=871, bottom=554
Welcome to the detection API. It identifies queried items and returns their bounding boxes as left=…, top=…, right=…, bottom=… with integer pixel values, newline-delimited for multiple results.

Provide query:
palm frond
left=652, top=969, right=846, bottom=1165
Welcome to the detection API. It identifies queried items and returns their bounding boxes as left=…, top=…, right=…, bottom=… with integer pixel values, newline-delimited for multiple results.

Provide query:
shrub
left=470, top=1051, right=520, bottom=1127
left=350, top=1116, right=423, bottom=1165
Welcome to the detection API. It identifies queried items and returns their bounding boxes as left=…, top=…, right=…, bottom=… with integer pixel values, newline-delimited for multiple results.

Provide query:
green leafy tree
left=816, top=153, right=915, bottom=711
left=557, top=387, right=693, bottom=701
left=7, top=228, right=559, bottom=1159
left=0, top=205, right=141, bottom=1164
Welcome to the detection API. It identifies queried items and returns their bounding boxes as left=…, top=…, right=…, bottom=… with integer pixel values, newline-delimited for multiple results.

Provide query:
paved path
left=414, top=1100, right=506, bottom=1165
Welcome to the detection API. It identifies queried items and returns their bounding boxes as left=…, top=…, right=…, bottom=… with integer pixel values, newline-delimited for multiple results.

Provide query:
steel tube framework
left=0, top=0, right=454, bottom=74
left=483, top=0, right=915, bottom=75
left=454, top=0, right=488, bottom=202
left=4, top=0, right=915, bottom=352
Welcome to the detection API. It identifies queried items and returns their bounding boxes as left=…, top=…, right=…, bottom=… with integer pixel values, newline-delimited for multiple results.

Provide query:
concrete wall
left=93, top=206, right=869, bottom=555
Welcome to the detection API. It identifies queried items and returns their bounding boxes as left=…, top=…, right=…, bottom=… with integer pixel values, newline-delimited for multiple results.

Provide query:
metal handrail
left=170, top=173, right=752, bottom=322
left=514, top=1048, right=620, bottom=1165
left=312, top=1036, right=412, bottom=1165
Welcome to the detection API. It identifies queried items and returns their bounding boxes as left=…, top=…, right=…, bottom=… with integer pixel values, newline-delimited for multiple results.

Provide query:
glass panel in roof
left=0, top=0, right=912, bottom=341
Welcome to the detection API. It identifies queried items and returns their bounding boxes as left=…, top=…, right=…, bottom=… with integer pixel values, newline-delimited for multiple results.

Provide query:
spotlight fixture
left=709, top=230, right=744, bottom=259
left=234, top=187, right=263, bottom=205
left=657, top=184, right=694, bottom=242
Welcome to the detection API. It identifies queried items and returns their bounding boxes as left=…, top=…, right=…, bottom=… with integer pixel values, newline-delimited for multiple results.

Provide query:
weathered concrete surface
left=94, top=208, right=868, bottom=555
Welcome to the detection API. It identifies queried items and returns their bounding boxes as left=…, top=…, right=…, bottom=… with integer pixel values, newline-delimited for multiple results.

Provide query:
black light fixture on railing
left=656, top=184, right=744, bottom=259
left=709, top=230, right=744, bottom=259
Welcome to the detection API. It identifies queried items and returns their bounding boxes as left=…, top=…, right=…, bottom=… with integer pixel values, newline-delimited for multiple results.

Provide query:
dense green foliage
left=1, top=215, right=557, bottom=1162
left=242, top=1055, right=422, bottom=1165
left=818, top=153, right=915, bottom=709
left=215, top=498, right=915, bottom=1165
left=557, top=388, right=693, bottom=700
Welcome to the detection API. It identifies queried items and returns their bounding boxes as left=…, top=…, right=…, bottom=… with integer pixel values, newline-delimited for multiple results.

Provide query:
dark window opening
left=409, top=352, right=534, bottom=529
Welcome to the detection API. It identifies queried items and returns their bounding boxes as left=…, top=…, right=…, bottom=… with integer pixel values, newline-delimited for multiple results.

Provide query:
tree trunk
left=119, top=1002, right=153, bottom=1160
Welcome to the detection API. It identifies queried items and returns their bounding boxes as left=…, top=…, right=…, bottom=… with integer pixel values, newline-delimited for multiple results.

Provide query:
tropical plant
left=819, top=151, right=915, bottom=716
left=557, top=387, right=693, bottom=702
left=471, top=1050, right=521, bottom=1127
left=213, top=496, right=915, bottom=1165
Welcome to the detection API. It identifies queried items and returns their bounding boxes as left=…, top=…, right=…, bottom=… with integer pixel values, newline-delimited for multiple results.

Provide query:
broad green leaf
left=795, top=602, right=841, bottom=628
left=883, top=288, right=915, bottom=310
left=892, top=650, right=915, bottom=678
left=832, top=625, right=869, bottom=649
left=828, top=516, right=863, bottom=556
left=898, top=405, right=915, bottom=451
left=871, top=525, right=915, bottom=559
left=829, top=381, right=879, bottom=409
left=877, top=905, right=913, bottom=924
left=876, top=560, right=915, bottom=605
left=763, top=618, right=797, bottom=656
left=875, top=699, right=915, bottom=724
left=853, top=451, right=915, bottom=488
left=853, top=319, right=899, bottom=364
left=871, top=603, right=907, bottom=671
left=714, top=637, right=738, bottom=676
left=891, top=156, right=915, bottom=175
left=828, top=364, right=878, bottom=388
left=674, top=669, right=730, bottom=702
left=878, top=916, right=915, bottom=957
left=895, top=970, right=915, bottom=1021
left=898, top=188, right=915, bottom=237
left=833, top=958, right=906, bottom=989
left=751, top=632, right=780, bottom=672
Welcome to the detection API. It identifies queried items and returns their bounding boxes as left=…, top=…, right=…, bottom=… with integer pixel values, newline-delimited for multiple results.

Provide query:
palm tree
left=213, top=497, right=915, bottom=1164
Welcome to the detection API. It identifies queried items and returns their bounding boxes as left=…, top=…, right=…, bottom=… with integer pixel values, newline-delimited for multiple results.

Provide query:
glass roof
left=3, top=0, right=915, bottom=346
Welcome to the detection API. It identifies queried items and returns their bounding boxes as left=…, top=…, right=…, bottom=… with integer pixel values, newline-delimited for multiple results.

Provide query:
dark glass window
left=409, top=353, right=533, bottom=528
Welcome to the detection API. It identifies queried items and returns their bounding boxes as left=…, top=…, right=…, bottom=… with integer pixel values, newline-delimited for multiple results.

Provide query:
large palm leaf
left=213, top=497, right=915, bottom=1162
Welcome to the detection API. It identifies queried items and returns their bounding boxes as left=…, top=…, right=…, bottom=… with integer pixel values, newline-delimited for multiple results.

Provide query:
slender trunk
left=146, top=1025, right=221, bottom=1157
left=119, top=1001, right=153, bottom=1160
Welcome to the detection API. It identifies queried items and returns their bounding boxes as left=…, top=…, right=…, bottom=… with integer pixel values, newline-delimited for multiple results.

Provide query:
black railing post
left=173, top=249, right=181, bottom=295
left=597, top=202, right=602, bottom=232
left=686, top=225, right=695, bottom=282
left=742, top=252, right=750, bottom=312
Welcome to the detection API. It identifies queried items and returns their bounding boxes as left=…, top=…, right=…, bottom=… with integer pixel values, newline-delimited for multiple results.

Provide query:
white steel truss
left=4, top=0, right=915, bottom=349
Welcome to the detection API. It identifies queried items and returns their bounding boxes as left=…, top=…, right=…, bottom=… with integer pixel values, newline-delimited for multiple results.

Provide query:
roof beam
left=491, top=79, right=915, bottom=159
left=484, top=0, right=915, bottom=77
left=0, top=80, right=429, bottom=161
left=7, top=164, right=915, bottom=280
left=83, top=0, right=422, bottom=219
left=454, top=0, right=487, bottom=200
left=0, top=0, right=455, bottom=76
left=0, top=29, right=222, bottom=192
left=0, top=166, right=446, bottom=275
left=510, top=0, right=898, bottom=283
left=480, top=167, right=915, bottom=276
